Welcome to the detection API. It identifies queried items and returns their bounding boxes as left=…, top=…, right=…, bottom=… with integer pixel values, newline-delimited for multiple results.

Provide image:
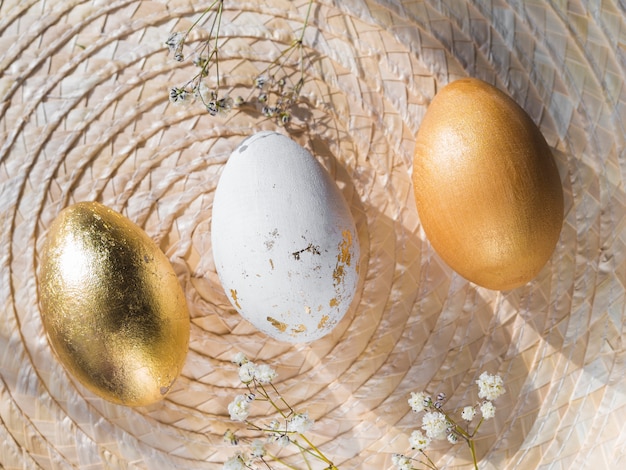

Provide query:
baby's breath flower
left=250, top=439, right=266, bottom=458
left=206, top=101, right=219, bottom=116
left=218, top=96, right=233, bottom=112
left=391, top=453, right=412, bottom=470
left=279, top=112, right=291, bottom=125
left=268, top=419, right=280, bottom=431
left=254, top=364, right=277, bottom=384
left=238, top=362, right=257, bottom=383
left=476, top=372, right=505, bottom=401
left=447, top=432, right=459, bottom=444
left=408, top=429, right=430, bottom=451
left=408, top=391, right=431, bottom=413
left=193, top=81, right=214, bottom=104
left=421, top=411, right=448, bottom=440
left=232, top=352, right=248, bottom=366
left=165, top=32, right=185, bottom=61
left=223, top=453, right=246, bottom=470
left=223, top=429, right=238, bottom=445
left=228, top=395, right=251, bottom=422
left=169, top=87, right=190, bottom=105
left=192, top=55, right=209, bottom=73
left=275, top=434, right=290, bottom=447
left=255, top=76, right=267, bottom=89
left=480, top=400, right=496, bottom=420
left=288, top=411, right=314, bottom=433
left=461, top=405, right=476, bottom=421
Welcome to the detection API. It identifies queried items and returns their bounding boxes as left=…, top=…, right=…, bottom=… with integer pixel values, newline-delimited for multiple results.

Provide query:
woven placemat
left=1, top=0, right=625, bottom=468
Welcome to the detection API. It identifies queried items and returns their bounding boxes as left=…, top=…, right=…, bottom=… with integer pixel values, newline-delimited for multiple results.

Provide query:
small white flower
left=193, top=81, right=214, bottom=104
left=287, top=412, right=314, bottom=433
left=421, top=411, right=448, bottom=440
left=480, top=401, right=496, bottom=420
left=275, top=434, right=290, bottom=447
left=165, top=32, right=185, bottom=61
left=250, top=439, right=266, bottom=458
left=391, top=453, right=412, bottom=470
left=408, top=391, right=431, bottom=413
left=228, top=395, right=250, bottom=422
left=223, top=429, right=238, bottom=445
left=254, top=364, right=277, bottom=384
left=447, top=432, right=459, bottom=444
left=461, top=406, right=476, bottom=421
left=268, top=419, right=281, bottom=431
left=238, top=362, right=257, bottom=383
left=232, top=352, right=248, bottom=366
left=408, top=429, right=430, bottom=450
left=476, top=371, right=506, bottom=401
left=169, top=87, right=190, bottom=105
left=223, top=453, right=246, bottom=470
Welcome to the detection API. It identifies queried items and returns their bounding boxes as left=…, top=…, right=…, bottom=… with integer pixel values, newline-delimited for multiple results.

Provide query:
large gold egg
left=412, top=78, right=564, bottom=290
left=39, top=201, right=190, bottom=406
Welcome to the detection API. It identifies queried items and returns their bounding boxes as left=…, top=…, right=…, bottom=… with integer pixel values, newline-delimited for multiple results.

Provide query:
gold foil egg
left=412, top=78, right=564, bottom=290
left=38, top=201, right=190, bottom=406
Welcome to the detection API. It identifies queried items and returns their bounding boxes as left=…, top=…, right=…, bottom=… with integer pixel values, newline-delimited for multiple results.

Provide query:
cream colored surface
left=0, top=0, right=624, bottom=469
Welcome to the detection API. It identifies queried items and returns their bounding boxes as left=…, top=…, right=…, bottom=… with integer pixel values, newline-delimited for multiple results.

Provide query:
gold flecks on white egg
left=211, top=131, right=360, bottom=343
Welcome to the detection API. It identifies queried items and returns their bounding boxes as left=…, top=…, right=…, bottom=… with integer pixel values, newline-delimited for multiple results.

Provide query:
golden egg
left=412, top=78, right=564, bottom=290
left=39, top=201, right=190, bottom=406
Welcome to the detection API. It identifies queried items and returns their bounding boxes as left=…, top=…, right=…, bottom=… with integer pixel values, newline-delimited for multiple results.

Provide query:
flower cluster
left=224, top=353, right=336, bottom=469
left=236, top=72, right=305, bottom=126
left=165, top=0, right=313, bottom=125
left=165, top=0, right=232, bottom=115
left=394, top=372, right=506, bottom=470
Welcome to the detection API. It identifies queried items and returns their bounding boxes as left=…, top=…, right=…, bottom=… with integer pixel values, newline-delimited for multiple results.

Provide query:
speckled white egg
left=211, top=131, right=360, bottom=343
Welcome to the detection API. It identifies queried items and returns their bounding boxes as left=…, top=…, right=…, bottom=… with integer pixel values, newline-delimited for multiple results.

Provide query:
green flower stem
left=432, top=407, right=480, bottom=470
left=470, top=416, right=485, bottom=438
left=185, top=0, right=222, bottom=38
left=265, top=453, right=300, bottom=470
left=299, top=0, right=314, bottom=42
left=193, top=0, right=224, bottom=94
left=418, top=450, right=438, bottom=470
left=212, top=0, right=224, bottom=89
left=269, top=383, right=296, bottom=416
left=245, top=377, right=338, bottom=469
left=296, top=434, right=336, bottom=468
left=255, top=456, right=274, bottom=470
left=174, top=0, right=225, bottom=104
left=252, top=0, right=313, bottom=98
left=469, top=438, right=478, bottom=470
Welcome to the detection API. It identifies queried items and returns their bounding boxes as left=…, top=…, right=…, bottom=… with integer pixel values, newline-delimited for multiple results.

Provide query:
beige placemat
left=1, top=0, right=624, bottom=468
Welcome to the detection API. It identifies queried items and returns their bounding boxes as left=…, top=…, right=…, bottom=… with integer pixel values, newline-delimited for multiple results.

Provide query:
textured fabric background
left=0, top=0, right=625, bottom=468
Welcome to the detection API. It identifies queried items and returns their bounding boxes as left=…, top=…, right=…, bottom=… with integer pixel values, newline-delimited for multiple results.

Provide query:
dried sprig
left=395, top=372, right=506, bottom=470
left=165, top=0, right=230, bottom=115
left=225, top=353, right=338, bottom=470
left=165, top=0, right=314, bottom=125
left=235, top=0, right=313, bottom=125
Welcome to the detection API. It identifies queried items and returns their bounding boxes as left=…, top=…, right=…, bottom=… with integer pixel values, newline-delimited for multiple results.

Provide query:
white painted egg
left=211, top=131, right=360, bottom=343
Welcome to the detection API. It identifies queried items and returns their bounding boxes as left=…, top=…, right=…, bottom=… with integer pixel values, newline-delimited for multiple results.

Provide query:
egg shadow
left=265, top=130, right=540, bottom=467
left=323, top=253, right=540, bottom=469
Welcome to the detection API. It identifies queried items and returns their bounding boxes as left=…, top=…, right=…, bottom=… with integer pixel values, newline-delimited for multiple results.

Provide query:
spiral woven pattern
left=1, top=0, right=625, bottom=468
